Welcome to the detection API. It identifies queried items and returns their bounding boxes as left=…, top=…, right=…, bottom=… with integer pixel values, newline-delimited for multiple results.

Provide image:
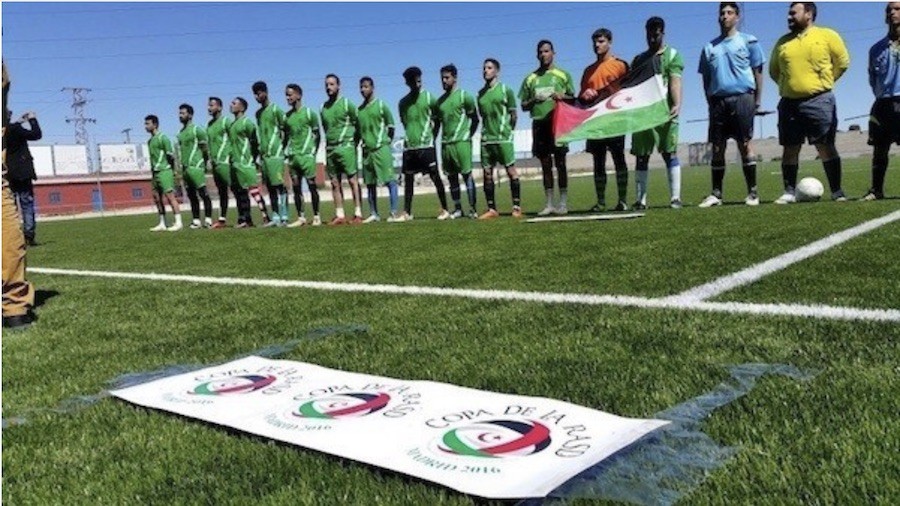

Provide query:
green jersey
left=148, top=132, right=174, bottom=172
left=176, top=122, right=208, bottom=170
left=477, top=81, right=517, bottom=144
left=518, top=66, right=576, bottom=121
left=228, top=115, right=257, bottom=170
left=398, top=90, right=438, bottom=150
left=632, top=45, right=684, bottom=88
left=255, top=103, right=286, bottom=158
left=320, top=96, right=358, bottom=149
left=207, top=114, right=232, bottom=165
left=284, top=106, right=319, bottom=158
left=436, top=88, right=476, bottom=144
left=357, top=98, right=395, bottom=151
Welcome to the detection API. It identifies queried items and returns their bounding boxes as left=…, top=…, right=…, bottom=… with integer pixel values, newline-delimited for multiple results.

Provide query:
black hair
left=790, top=2, right=817, bottom=21
left=359, top=76, right=374, bottom=86
left=252, top=81, right=268, bottom=93
left=484, top=58, right=501, bottom=70
left=403, top=66, right=422, bottom=82
left=536, top=39, right=554, bottom=51
left=592, top=28, right=613, bottom=41
left=235, top=97, right=248, bottom=111
left=440, top=64, right=458, bottom=77
left=325, top=73, right=341, bottom=85
left=719, top=2, right=740, bottom=15
left=144, top=114, right=159, bottom=125
left=208, top=96, right=223, bottom=107
left=646, top=16, right=665, bottom=31
left=178, top=103, right=193, bottom=115
left=286, top=83, right=302, bottom=96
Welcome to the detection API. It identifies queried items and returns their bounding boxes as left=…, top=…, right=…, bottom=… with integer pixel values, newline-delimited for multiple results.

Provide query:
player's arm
left=506, top=86, right=518, bottom=130
left=698, top=49, right=712, bottom=106
left=579, top=68, right=598, bottom=104
left=198, top=127, right=210, bottom=166
left=749, top=39, right=766, bottom=110
left=465, top=92, right=479, bottom=138
left=829, top=30, right=850, bottom=82
left=551, top=71, right=576, bottom=102
left=768, top=42, right=781, bottom=83
left=383, top=102, right=396, bottom=142
left=868, top=47, right=877, bottom=94
left=164, top=136, right=177, bottom=170
left=519, top=78, right=535, bottom=112
left=431, top=98, right=442, bottom=142
left=669, top=53, right=685, bottom=118
left=249, top=124, right=260, bottom=161
left=350, top=103, right=361, bottom=148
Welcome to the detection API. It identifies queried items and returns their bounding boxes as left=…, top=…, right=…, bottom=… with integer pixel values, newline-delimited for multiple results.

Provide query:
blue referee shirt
left=698, top=31, right=766, bottom=97
left=869, top=37, right=900, bottom=98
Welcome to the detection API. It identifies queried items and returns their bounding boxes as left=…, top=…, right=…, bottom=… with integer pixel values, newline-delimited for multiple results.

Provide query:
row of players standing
left=144, top=2, right=900, bottom=231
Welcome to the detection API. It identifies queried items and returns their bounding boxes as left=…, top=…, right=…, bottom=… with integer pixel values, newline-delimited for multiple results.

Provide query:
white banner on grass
left=111, top=356, right=667, bottom=499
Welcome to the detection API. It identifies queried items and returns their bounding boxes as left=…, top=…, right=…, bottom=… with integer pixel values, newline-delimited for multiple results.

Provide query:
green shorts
left=326, top=145, right=358, bottom=178
left=182, top=165, right=207, bottom=190
left=362, top=145, right=396, bottom=186
left=441, top=141, right=473, bottom=175
left=286, top=153, right=317, bottom=180
left=631, top=119, right=679, bottom=156
left=480, top=142, right=515, bottom=169
left=152, top=169, right=175, bottom=194
left=260, top=156, right=285, bottom=186
left=230, top=164, right=258, bottom=190
left=212, top=162, right=231, bottom=187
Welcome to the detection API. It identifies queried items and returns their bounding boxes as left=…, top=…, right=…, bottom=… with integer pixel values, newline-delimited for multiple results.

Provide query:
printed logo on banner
left=407, top=404, right=595, bottom=474
left=264, top=382, right=422, bottom=431
left=160, top=365, right=304, bottom=405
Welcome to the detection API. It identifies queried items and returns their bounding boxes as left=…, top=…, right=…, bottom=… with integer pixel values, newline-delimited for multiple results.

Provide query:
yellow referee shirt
left=769, top=26, right=850, bottom=99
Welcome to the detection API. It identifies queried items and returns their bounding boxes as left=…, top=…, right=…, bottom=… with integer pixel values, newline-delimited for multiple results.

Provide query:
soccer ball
left=796, top=177, right=825, bottom=202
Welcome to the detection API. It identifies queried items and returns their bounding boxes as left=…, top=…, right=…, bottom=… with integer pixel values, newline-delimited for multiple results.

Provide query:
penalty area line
left=663, top=209, right=900, bottom=304
left=29, top=267, right=900, bottom=323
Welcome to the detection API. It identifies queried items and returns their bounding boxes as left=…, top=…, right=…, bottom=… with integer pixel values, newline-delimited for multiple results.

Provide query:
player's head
left=788, top=2, right=816, bottom=32
left=645, top=17, right=665, bottom=49
left=208, top=97, right=223, bottom=116
left=285, top=84, right=302, bottom=106
left=252, top=81, right=268, bottom=104
left=718, top=3, right=740, bottom=32
left=231, top=97, right=248, bottom=114
left=178, top=103, right=193, bottom=124
left=403, top=66, right=423, bottom=92
left=144, top=114, right=159, bottom=133
left=887, top=2, right=900, bottom=26
left=483, top=58, right=500, bottom=82
left=440, top=64, right=457, bottom=91
left=591, top=28, right=613, bottom=58
left=359, top=76, right=374, bottom=100
left=536, top=40, right=555, bottom=67
left=325, top=74, right=340, bottom=98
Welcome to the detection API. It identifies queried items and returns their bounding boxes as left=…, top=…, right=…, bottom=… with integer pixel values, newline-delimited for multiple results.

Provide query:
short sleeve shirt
left=436, top=88, right=477, bottom=144
left=284, top=106, right=319, bottom=157
left=148, top=132, right=174, bottom=172
left=698, top=32, right=766, bottom=97
left=399, top=90, right=438, bottom=150
left=357, top=98, right=395, bottom=150
left=320, top=96, right=358, bottom=148
left=518, top=66, right=576, bottom=121
left=228, top=115, right=257, bottom=170
left=207, top=115, right=232, bottom=165
left=176, top=122, right=208, bottom=170
left=256, top=103, right=286, bottom=158
left=477, top=82, right=517, bottom=144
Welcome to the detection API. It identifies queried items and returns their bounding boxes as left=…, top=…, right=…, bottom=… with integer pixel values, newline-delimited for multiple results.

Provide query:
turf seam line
left=661, top=209, right=900, bottom=304
left=28, top=267, right=900, bottom=322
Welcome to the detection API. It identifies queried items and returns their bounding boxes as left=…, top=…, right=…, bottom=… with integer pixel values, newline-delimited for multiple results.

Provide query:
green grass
left=4, top=157, right=900, bottom=504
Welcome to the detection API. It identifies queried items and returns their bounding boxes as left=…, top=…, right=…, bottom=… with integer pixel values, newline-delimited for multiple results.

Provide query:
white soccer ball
left=797, top=177, right=825, bottom=202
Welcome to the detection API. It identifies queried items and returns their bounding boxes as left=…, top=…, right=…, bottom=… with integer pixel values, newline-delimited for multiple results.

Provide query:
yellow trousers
left=2, top=184, right=33, bottom=316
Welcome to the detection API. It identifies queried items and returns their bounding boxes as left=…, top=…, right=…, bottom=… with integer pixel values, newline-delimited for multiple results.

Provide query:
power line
left=62, top=87, right=97, bottom=146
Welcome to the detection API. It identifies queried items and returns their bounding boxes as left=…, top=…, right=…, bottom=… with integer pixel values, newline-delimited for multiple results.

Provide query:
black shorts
left=708, top=93, right=756, bottom=144
left=401, top=147, right=438, bottom=175
left=868, top=97, right=900, bottom=146
left=586, top=136, right=626, bottom=155
left=777, top=91, right=837, bottom=146
left=532, top=117, right=568, bottom=158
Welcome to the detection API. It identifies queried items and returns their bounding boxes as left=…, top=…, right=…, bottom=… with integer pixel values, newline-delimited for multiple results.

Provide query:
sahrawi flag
left=554, top=60, right=670, bottom=144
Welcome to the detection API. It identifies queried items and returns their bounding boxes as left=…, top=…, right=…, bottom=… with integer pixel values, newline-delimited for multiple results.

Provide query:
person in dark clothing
left=6, top=109, right=42, bottom=246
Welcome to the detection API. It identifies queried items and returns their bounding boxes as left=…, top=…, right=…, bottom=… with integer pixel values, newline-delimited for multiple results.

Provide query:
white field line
left=29, top=267, right=900, bottom=323
left=662, top=209, right=900, bottom=304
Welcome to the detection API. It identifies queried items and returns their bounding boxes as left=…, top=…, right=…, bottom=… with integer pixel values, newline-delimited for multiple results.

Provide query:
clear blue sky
left=2, top=2, right=889, bottom=146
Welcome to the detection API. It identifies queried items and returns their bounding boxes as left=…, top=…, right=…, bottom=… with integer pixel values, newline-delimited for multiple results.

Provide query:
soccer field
left=3, top=157, right=900, bottom=504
